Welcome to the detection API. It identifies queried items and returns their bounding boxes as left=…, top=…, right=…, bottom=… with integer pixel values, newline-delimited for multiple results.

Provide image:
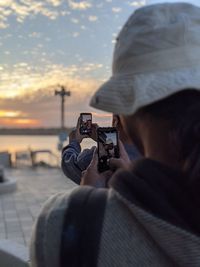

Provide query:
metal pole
left=55, top=85, right=71, bottom=151
left=61, top=92, right=64, bottom=130
left=55, top=85, right=71, bottom=130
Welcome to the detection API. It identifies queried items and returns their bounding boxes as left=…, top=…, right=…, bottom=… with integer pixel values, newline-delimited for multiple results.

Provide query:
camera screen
left=80, top=114, right=92, bottom=134
left=98, top=128, right=119, bottom=172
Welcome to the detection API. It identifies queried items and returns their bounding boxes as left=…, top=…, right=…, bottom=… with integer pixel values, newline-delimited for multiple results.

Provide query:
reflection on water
left=0, top=135, right=96, bottom=166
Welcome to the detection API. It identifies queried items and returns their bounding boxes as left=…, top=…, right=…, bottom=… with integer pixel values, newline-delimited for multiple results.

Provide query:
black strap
left=60, top=186, right=108, bottom=267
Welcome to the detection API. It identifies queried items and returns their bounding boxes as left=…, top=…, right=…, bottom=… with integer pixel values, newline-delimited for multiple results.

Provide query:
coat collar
left=109, top=158, right=200, bottom=235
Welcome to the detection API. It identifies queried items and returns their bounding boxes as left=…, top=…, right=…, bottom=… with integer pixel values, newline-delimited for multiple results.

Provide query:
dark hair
left=138, top=89, right=200, bottom=186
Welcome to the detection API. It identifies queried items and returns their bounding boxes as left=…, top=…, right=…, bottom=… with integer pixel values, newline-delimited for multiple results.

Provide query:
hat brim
left=90, top=66, right=200, bottom=115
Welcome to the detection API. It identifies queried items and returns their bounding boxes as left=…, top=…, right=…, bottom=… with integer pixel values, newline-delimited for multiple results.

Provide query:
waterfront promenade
left=0, top=167, right=76, bottom=247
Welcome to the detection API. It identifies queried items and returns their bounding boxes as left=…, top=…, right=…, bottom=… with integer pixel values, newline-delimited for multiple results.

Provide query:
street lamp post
left=55, top=85, right=71, bottom=150
left=55, top=85, right=71, bottom=130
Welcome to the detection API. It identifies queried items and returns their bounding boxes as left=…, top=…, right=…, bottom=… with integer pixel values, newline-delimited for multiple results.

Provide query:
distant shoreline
left=0, top=128, right=73, bottom=135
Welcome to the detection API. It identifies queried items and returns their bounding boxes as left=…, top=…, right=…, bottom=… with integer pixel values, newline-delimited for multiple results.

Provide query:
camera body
left=97, top=127, right=119, bottom=172
left=79, top=113, right=92, bottom=135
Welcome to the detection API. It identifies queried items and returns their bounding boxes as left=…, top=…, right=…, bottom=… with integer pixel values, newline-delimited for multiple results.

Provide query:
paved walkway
left=0, top=167, right=76, bottom=247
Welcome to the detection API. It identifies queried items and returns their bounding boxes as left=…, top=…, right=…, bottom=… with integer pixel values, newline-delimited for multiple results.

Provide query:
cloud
left=38, top=7, right=58, bottom=20
left=0, top=80, right=101, bottom=127
left=0, top=0, right=96, bottom=28
left=46, top=0, right=62, bottom=7
left=67, top=0, right=92, bottom=10
left=0, top=0, right=63, bottom=28
left=88, top=15, right=98, bottom=22
left=80, top=25, right=86, bottom=30
left=0, top=117, right=41, bottom=128
left=71, top=17, right=79, bottom=24
left=0, top=110, right=23, bottom=118
left=112, top=7, right=122, bottom=13
left=28, top=32, right=42, bottom=38
left=0, top=61, right=105, bottom=127
left=0, top=20, right=8, bottom=29
left=128, top=0, right=146, bottom=6
left=0, top=109, right=41, bottom=127
left=72, top=32, right=80, bottom=37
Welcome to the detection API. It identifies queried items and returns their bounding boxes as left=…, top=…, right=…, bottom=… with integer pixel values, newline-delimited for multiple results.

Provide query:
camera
left=97, top=127, right=119, bottom=172
left=79, top=113, right=92, bottom=135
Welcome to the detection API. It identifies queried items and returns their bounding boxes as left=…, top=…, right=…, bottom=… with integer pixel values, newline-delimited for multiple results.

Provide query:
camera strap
left=60, top=186, right=108, bottom=267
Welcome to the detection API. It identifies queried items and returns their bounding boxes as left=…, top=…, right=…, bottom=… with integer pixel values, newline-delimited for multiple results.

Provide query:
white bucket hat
left=90, top=2, right=200, bottom=115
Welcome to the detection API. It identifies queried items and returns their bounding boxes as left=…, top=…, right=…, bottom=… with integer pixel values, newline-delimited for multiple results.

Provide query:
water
left=0, top=135, right=96, bottom=165
left=0, top=135, right=60, bottom=155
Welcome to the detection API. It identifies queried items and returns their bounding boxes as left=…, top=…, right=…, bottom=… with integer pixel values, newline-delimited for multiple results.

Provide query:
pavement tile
left=7, top=230, right=23, bottom=238
left=4, top=213, right=18, bottom=220
left=0, top=225, right=5, bottom=234
left=0, top=167, right=76, bottom=247
left=0, top=213, right=4, bottom=220
left=9, top=237, right=26, bottom=246
left=20, top=218, right=33, bottom=225
left=0, top=233, right=6, bottom=239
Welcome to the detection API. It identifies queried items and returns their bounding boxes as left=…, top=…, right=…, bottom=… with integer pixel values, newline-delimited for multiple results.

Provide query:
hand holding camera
left=69, top=113, right=97, bottom=143
left=79, top=113, right=92, bottom=135
left=79, top=113, right=121, bottom=173
left=73, top=112, right=131, bottom=187
left=81, top=148, right=112, bottom=187
left=69, top=117, right=86, bottom=143
left=97, top=127, right=120, bottom=172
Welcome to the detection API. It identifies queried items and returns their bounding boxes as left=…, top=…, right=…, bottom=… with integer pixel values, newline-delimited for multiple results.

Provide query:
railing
left=15, top=149, right=60, bottom=168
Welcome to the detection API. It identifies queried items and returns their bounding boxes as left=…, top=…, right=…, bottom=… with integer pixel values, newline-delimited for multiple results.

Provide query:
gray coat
left=30, top=187, right=200, bottom=267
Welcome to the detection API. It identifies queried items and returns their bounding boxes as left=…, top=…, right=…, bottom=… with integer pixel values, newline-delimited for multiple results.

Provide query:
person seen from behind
left=84, top=1, right=200, bottom=262
left=31, top=3, right=200, bottom=266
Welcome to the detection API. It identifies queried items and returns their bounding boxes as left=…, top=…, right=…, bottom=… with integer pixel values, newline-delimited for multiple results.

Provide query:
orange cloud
left=0, top=110, right=22, bottom=118
left=0, top=62, right=104, bottom=99
left=0, top=62, right=110, bottom=128
left=0, top=118, right=41, bottom=128
left=15, top=118, right=40, bottom=126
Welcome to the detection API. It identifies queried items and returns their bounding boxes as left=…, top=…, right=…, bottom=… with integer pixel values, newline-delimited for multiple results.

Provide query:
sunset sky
left=0, top=0, right=199, bottom=128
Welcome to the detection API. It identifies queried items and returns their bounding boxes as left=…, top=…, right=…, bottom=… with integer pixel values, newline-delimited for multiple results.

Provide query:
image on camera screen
left=80, top=114, right=92, bottom=134
left=98, top=131, right=118, bottom=171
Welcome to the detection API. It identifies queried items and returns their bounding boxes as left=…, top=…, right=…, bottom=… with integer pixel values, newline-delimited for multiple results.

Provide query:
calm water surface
left=0, top=135, right=96, bottom=164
